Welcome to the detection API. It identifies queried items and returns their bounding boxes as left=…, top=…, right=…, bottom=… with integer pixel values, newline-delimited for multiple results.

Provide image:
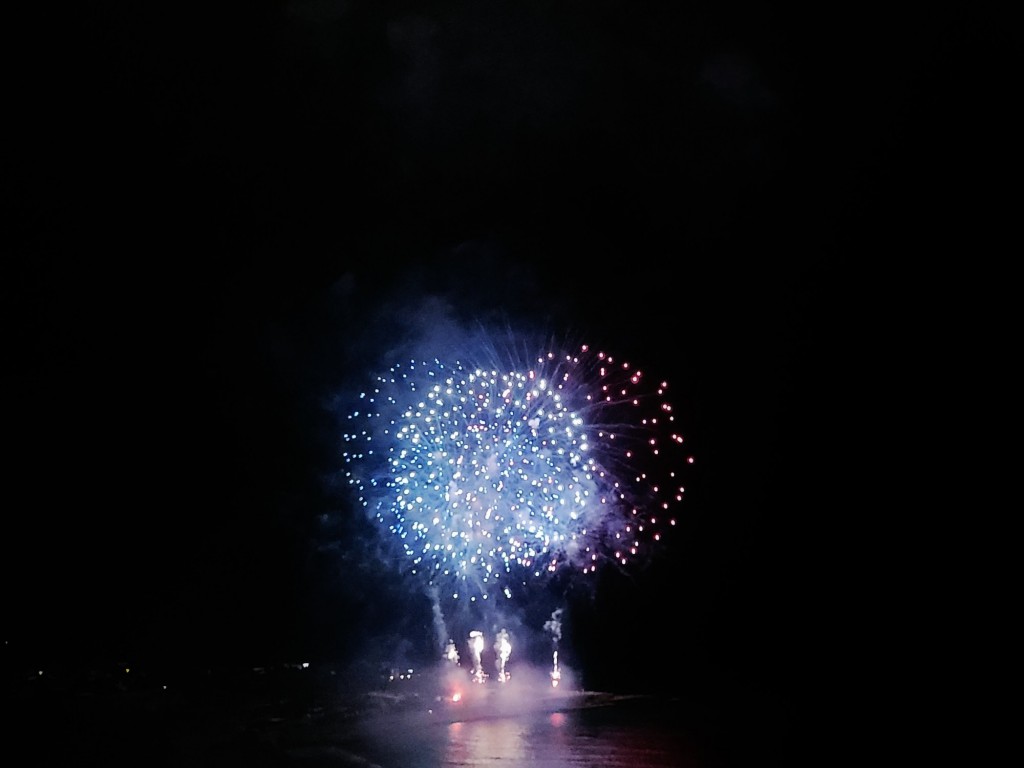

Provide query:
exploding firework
left=341, top=342, right=693, bottom=619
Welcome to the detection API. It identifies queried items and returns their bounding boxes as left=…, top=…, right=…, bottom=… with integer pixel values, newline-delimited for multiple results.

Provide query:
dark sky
left=2, top=0, right=1000, bottom=719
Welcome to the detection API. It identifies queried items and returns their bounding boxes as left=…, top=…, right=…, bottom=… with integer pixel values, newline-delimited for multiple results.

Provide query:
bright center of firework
left=341, top=345, right=690, bottom=601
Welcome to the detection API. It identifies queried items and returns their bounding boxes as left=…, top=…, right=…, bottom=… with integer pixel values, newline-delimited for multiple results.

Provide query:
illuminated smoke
left=544, top=608, right=563, bottom=645
left=427, top=583, right=450, bottom=653
left=444, top=638, right=460, bottom=665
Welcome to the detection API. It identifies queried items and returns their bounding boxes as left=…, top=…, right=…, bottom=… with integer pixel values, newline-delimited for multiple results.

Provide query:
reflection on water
left=9, top=664, right=791, bottom=768
left=383, top=700, right=703, bottom=768
left=446, top=718, right=531, bottom=765
left=443, top=710, right=697, bottom=768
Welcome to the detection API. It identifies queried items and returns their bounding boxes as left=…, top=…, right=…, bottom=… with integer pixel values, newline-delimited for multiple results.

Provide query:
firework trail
left=545, top=609, right=563, bottom=686
left=494, top=628, right=512, bottom=682
left=468, top=630, right=486, bottom=683
left=340, top=340, right=693, bottom=652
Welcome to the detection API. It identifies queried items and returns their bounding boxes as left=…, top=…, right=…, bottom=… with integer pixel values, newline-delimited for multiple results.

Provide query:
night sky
left=2, top=0, right=1000, bottom=733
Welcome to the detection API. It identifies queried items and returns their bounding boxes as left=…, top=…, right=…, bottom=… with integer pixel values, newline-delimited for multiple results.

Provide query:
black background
left=2, top=0, right=1003, bottom=755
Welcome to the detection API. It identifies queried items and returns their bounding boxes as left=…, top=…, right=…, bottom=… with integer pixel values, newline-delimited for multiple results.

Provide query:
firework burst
left=341, top=343, right=693, bottom=610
